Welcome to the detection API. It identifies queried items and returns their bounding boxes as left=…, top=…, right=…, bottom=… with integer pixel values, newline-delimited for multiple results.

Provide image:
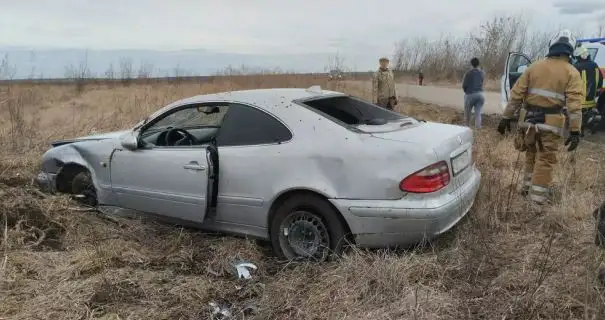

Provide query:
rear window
left=300, top=96, right=406, bottom=127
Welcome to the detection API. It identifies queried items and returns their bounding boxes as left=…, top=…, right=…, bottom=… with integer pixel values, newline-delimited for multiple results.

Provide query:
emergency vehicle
left=501, top=37, right=605, bottom=114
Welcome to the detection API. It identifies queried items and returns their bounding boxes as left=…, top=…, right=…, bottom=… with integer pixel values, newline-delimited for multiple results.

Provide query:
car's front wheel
left=270, top=194, right=348, bottom=261
left=71, top=171, right=97, bottom=207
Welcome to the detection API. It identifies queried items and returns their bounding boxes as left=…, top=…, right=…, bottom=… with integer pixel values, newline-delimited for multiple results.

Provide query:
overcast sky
left=0, top=0, right=604, bottom=78
left=2, top=0, right=604, bottom=54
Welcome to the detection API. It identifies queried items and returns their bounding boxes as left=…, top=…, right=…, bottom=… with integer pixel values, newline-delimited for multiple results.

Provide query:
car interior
left=139, top=105, right=226, bottom=147
left=508, top=57, right=530, bottom=89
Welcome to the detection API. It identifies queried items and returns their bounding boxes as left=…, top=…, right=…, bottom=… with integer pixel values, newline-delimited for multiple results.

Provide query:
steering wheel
left=164, top=128, right=198, bottom=146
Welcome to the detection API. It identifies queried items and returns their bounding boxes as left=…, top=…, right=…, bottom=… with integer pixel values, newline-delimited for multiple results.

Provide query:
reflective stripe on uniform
left=528, top=88, right=566, bottom=101
left=531, top=185, right=549, bottom=193
left=518, top=121, right=566, bottom=136
left=530, top=193, right=547, bottom=204
left=580, top=68, right=600, bottom=108
left=530, top=185, right=549, bottom=204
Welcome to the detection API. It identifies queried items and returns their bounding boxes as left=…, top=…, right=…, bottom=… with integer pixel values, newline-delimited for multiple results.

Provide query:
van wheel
left=71, top=171, right=97, bottom=207
left=270, top=194, right=347, bottom=261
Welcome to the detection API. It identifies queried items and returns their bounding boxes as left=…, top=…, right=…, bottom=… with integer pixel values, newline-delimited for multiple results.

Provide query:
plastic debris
left=234, top=261, right=257, bottom=280
left=209, top=301, right=232, bottom=319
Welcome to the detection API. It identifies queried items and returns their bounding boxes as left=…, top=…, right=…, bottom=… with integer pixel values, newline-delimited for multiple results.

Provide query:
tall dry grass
left=1, top=75, right=605, bottom=319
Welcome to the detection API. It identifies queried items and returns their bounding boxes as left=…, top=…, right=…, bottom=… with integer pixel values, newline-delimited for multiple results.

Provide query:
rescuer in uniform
left=372, top=57, right=398, bottom=110
left=574, top=45, right=604, bottom=135
left=497, top=30, right=584, bottom=205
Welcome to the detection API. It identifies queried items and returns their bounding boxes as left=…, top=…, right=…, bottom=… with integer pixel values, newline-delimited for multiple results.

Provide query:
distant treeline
left=0, top=71, right=391, bottom=85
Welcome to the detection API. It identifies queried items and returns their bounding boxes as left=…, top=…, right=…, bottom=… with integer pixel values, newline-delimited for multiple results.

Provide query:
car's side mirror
left=119, top=131, right=139, bottom=150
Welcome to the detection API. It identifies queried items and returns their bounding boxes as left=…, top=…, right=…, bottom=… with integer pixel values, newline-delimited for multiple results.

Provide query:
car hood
left=50, top=130, right=130, bottom=147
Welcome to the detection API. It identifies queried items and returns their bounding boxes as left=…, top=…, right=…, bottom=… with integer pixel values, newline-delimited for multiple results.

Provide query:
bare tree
left=391, top=14, right=561, bottom=81
left=137, top=61, right=154, bottom=80
left=0, top=54, right=17, bottom=80
left=119, top=57, right=133, bottom=85
left=598, top=18, right=605, bottom=37
left=105, top=63, right=115, bottom=79
left=325, top=52, right=347, bottom=72
left=28, top=51, right=37, bottom=79
left=64, top=50, right=92, bottom=94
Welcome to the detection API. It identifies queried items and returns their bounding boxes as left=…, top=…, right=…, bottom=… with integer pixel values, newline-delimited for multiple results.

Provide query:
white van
left=500, top=38, right=605, bottom=112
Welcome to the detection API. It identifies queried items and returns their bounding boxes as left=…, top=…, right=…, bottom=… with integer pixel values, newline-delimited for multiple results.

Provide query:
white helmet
left=547, top=29, right=577, bottom=57
left=574, top=45, right=590, bottom=60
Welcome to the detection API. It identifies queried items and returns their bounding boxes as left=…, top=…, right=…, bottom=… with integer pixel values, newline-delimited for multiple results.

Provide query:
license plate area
left=451, top=149, right=470, bottom=176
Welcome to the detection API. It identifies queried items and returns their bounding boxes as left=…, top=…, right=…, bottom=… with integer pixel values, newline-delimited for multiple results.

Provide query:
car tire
left=71, top=171, right=97, bottom=207
left=270, top=193, right=347, bottom=261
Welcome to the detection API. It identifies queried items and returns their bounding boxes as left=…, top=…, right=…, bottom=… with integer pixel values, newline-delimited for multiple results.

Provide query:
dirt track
left=349, top=81, right=503, bottom=114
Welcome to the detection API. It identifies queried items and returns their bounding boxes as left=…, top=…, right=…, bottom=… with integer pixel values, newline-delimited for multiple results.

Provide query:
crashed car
left=36, top=86, right=481, bottom=260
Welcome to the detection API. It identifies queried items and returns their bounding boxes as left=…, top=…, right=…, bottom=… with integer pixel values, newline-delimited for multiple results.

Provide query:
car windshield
left=144, top=106, right=227, bottom=134
left=300, top=95, right=407, bottom=129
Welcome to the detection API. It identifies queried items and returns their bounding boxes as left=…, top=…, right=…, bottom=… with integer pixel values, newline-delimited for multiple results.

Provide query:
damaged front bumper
left=36, top=171, right=58, bottom=193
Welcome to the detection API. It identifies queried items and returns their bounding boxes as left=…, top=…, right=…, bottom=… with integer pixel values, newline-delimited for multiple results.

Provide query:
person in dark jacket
left=574, top=46, right=604, bottom=134
left=462, top=57, right=485, bottom=128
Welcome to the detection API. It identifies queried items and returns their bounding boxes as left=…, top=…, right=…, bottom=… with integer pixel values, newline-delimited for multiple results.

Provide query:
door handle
left=183, top=162, right=206, bottom=171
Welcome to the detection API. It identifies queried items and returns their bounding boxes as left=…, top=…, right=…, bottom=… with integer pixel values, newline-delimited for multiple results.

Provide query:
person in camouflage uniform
left=372, top=57, right=398, bottom=110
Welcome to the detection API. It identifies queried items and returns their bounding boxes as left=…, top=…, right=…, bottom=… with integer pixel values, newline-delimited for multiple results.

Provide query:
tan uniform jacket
left=503, top=56, right=584, bottom=134
left=372, top=68, right=397, bottom=103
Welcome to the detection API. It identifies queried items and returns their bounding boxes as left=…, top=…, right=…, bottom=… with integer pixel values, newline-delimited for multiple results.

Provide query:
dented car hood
left=50, top=130, right=130, bottom=147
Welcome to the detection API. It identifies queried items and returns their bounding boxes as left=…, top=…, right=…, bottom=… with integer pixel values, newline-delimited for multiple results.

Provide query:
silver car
left=36, top=86, right=481, bottom=260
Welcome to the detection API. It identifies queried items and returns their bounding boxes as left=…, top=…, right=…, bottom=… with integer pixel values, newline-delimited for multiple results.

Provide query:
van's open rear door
left=500, top=52, right=533, bottom=112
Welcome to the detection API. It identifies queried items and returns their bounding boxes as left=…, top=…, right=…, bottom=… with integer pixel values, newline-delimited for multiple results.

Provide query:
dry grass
left=1, top=75, right=605, bottom=319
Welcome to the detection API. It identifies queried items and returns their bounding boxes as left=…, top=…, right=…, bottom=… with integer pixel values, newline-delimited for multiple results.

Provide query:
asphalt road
left=351, top=81, right=503, bottom=115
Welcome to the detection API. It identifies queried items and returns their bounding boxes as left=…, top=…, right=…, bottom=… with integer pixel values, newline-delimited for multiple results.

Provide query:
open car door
left=109, top=143, right=216, bottom=224
left=500, top=52, right=532, bottom=112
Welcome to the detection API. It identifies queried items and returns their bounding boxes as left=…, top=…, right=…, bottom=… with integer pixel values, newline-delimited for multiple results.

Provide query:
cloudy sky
left=0, top=0, right=604, bottom=78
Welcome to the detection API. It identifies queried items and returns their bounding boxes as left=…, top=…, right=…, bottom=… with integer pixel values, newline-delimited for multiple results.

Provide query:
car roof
left=147, top=87, right=346, bottom=120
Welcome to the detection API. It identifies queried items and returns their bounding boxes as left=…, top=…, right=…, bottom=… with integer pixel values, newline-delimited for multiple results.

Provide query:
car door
left=500, top=52, right=532, bottom=111
left=212, top=102, right=293, bottom=228
left=109, top=103, right=225, bottom=223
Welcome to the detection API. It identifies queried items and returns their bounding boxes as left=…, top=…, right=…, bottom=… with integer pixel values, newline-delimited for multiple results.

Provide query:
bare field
left=2, top=75, right=605, bottom=319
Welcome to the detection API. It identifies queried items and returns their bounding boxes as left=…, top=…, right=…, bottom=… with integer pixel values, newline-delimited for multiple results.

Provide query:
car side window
left=146, top=104, right=229, bottom=133
left=217, top=103, right=292, bottom=147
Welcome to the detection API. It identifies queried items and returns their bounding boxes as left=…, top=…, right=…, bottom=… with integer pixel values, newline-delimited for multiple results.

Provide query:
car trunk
left=362, top=121, right=474, bottom=192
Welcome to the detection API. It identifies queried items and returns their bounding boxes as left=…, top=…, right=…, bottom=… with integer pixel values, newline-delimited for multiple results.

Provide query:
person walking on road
left=497, top=29, right=584, bottom=206
left=462, top=57, right=485, bottom=129
left=372, top=57, right=398, bottom=110
left=418, top=70, right=424, bottom=86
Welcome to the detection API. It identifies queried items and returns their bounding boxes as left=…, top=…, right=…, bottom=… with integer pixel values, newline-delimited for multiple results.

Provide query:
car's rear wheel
left=71, top=171, right=97, bottom=207
left=270, top=194, right=347, bottom=261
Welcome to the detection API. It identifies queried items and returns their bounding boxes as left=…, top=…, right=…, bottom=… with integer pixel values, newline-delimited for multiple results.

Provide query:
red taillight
left=399, top=161, right=450, bottom=193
